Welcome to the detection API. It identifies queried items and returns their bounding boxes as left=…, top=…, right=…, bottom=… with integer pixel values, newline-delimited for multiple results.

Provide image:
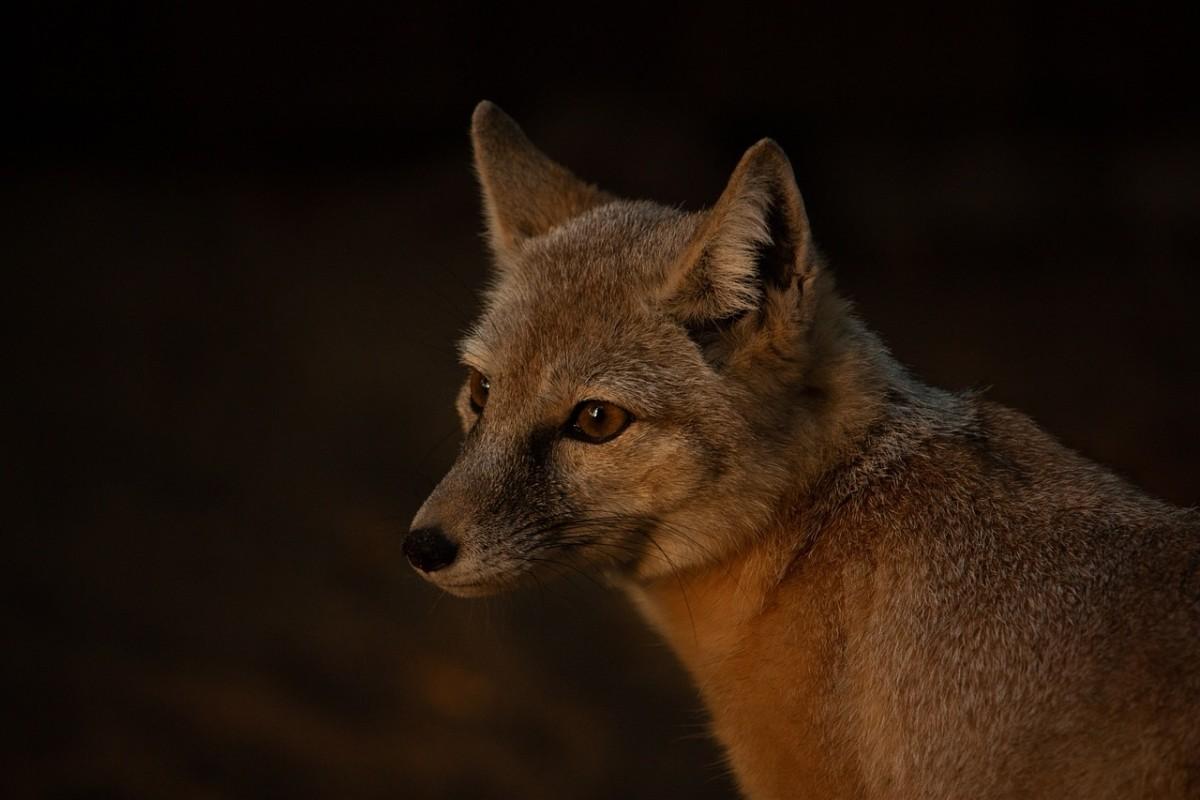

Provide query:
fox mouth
left=426, top=570, right=531, bottom=598
left=430, top=578, right=504, bottom=598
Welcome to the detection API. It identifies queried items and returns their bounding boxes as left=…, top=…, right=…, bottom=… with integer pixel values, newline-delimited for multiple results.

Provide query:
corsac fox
left=404, top=101, right=1200, bottom=799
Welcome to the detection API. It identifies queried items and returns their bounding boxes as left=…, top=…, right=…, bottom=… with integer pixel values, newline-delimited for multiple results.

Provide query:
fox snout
left=404, top=484, right=475, bottom=592
left=404, top=501, right=481, bottom=594
left=401, top=526, right=459, bottom=573
left=403, top=430, right=562, bottom=596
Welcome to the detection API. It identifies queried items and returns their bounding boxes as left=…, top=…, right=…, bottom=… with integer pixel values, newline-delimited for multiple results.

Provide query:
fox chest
left=633, top=569, right=865, bottom=800
left=694, top=604, right=863, bottom=800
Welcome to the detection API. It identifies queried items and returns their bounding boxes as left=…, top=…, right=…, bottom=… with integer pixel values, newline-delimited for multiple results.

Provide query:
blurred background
left=7, top=3, right=1199, bottom=797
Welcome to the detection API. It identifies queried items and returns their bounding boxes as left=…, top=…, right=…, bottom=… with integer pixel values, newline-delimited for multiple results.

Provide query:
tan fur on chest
left=631, top=530, right=867, bottom=800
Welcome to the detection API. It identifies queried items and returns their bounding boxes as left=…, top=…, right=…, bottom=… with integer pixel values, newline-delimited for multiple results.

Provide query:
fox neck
left=624, top=281, right=945, bottom=651
left=623, top=303, right=931, bottom=798
left=625, top=507, right=867, bottom=799
left=627, top=282, right=903, bottom=583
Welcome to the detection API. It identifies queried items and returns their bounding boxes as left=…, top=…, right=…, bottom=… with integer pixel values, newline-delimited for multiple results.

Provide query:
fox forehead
left=491, top=200, right=698, bottom=305
left=458, top=200, right=705, bottom=406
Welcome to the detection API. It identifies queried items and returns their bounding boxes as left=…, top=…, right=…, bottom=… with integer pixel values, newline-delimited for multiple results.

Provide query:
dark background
left=7, top=3, right=1199, bottom=798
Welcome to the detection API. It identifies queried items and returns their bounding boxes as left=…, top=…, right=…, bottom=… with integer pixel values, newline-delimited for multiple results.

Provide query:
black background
left=8, top=4, right=1199, bottom=798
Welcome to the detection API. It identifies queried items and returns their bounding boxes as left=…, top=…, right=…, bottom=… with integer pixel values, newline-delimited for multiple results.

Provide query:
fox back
left=405, top=102, right=1200, bottom=799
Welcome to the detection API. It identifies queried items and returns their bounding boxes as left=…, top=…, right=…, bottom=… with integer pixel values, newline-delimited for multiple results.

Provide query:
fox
left=404, top=101, right=1200, bottom=799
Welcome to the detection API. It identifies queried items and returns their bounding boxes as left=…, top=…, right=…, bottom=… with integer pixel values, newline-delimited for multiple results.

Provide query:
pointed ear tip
left=471, top=100, right=519, bottom=137
left=471, top=99, right=497, bottom=125
left=744, top=137, right=791, bottom=168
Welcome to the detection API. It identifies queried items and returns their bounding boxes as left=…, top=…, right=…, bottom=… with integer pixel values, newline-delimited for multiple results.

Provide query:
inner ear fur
left=471, top=101, right=613, bottom=255
left=662, top=138, right=814, bottom=331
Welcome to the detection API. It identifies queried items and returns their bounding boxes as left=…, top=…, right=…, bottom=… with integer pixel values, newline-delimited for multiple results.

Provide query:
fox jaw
left=406, top=101, right=838, bottom=597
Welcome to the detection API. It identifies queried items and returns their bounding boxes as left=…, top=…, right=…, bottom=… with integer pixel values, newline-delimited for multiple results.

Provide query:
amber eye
left=468, top=368, right=490, bottom=412
left=567, top=400, right=632, bottom=444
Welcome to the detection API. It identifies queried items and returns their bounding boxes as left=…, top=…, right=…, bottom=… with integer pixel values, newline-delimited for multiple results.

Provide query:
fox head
left=406, top=102, right=867, bottom=597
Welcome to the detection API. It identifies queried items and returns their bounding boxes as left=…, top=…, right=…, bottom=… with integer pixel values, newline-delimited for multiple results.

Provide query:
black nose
left=403, top=526, right=459, bottom=573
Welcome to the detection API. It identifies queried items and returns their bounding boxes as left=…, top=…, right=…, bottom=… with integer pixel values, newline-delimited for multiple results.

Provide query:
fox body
left=406, top=102, right=1200, bottom=799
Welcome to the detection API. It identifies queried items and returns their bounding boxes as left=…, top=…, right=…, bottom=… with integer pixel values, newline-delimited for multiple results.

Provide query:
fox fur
left=408, top=101, right=1200, bottom=799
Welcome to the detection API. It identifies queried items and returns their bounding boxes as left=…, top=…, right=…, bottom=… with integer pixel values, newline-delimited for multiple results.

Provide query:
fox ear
left=471, top=101, right=612, bottom=256
left=662, top=139, right=814, bottom=339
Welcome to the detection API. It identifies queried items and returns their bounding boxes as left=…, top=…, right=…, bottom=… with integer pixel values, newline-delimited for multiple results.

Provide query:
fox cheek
left=558, top=437, right=697, bottom=517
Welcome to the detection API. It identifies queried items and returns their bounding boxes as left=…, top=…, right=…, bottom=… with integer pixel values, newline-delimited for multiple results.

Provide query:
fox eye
left=567, top=401, right=632, bottom=444
left=468, top=368, right=490, bottom=412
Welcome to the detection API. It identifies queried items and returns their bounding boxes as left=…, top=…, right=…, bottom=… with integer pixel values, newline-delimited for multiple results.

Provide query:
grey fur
left=408, top=102, right=1200, bottom=799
